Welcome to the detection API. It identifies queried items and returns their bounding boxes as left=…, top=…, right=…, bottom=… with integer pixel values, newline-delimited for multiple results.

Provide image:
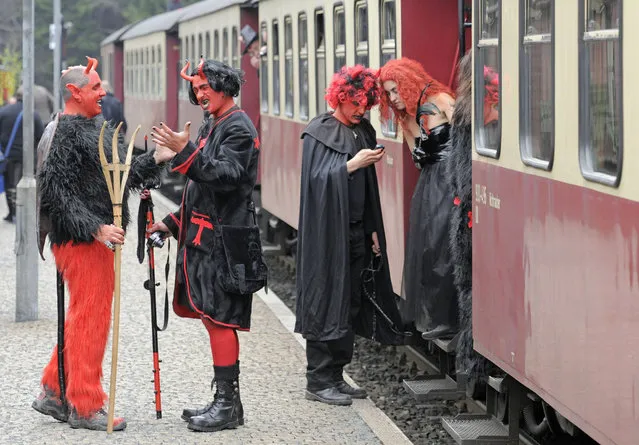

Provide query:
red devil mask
left=63, top=56, right=106, bottom=118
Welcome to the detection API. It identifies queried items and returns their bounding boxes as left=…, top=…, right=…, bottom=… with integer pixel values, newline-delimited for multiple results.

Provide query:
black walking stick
left=56, top=270, right=67, bottom=414
left=137, top=137, right=170, bottom=419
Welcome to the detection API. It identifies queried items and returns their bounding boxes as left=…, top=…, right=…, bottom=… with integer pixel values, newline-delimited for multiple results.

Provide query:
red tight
left=202, top=318, right=239, bottom=366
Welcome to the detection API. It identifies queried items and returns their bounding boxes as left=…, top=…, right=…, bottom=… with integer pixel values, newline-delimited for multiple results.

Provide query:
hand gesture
left=153, top=144, right=177, bottom=164
left=347, top=147, right=385, bottom=173
left=151, top=122, right=192, bottom=153
left=94, top=224, right=126, bottom=249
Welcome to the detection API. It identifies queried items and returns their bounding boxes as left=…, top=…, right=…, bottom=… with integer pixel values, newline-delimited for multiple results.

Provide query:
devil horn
left=180, top=60, right=195, bottom=82
left=84, top=56, right=98, bottom=74
left=197, top=57, right=205, bottom=77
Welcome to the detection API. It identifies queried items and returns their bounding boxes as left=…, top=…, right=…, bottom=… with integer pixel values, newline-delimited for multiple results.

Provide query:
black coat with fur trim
left=161, top=108, right=266, bottom=330
left=37, top=114, right=164, bottom=251
left=446, top=118, right=489, bottom=377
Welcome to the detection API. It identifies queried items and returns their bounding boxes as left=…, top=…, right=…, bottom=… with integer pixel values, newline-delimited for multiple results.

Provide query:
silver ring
left=104, top=241, right=114, bottom=250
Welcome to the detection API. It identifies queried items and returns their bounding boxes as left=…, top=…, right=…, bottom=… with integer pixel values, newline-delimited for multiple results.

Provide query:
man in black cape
left=296, top=65, right=403, bottom=406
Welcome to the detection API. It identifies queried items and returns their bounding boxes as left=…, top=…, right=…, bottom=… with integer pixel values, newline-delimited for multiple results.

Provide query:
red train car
left=258, top=0, right=462, bottom=290
left=441, top=1, right=637, bottom=444
left=176, top=0, right=260, bottom=139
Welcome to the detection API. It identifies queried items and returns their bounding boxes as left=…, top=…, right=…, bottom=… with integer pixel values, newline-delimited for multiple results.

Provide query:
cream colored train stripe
left=473, top=1, right=639, bottom=202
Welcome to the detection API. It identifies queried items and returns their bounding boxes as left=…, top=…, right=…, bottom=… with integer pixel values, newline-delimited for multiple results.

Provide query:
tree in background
left=3, top=0, right=201, bottom=93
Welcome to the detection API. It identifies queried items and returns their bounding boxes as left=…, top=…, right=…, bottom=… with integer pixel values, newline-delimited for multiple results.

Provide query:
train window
left=333, top=4, right=346, bottom=73
left=135, top=51, right=139, bottom=96
left=260, top=22, right=269, bottom=112
left=578, top=0, right=622, bottom=186
left=223, top=28, right=229, bottom=65
left=299, top=13, right=309, bottom=120
left=151, top=48, right=156, bottom=98
left=214, top=31, right=220, bottom=60
left=272, top=20, right=280, bottom=115
left=315, top=9, right=327, bottom=114
left=146, top=48, right=149, bottom=96
left=157, top=45, right=162, bottom=97
left=232, top=27, right=239, bottom=68
left=474, top=0, right=501, bottom=158
left=355, top=1, right=369, bottom=67
left=284, top=16, right=294, bottom=117
left=380, top=0, right=397, bottom=138
left=205, top=32, right=211, bottom=58
left=519, top=0, right=554, bottom=169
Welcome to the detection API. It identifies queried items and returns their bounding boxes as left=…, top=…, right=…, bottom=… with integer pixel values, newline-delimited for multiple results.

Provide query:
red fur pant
left=41, top=241, right=114, bottom=417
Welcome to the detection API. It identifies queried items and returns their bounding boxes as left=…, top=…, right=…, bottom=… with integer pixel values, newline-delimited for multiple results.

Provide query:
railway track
left=269, top=252, right=552, bottom=445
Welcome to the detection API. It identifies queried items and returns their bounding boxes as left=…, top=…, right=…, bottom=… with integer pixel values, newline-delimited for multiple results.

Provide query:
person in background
left=0, top=87, right=44, bottom=222
left=100, top=80, right=128, bottom=136
left=239, top=24, right=265, bottom=71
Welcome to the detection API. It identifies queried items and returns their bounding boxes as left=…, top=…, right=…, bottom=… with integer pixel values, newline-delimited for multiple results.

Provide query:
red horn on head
left=180, top=60, right=195, bottom=82
left=84, top=56, right=98, bottom=74
left=197, top=57, right=205, bottom=77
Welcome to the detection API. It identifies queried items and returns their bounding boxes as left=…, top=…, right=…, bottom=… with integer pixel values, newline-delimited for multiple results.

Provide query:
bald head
left=60, top=67, right=89, bottom=102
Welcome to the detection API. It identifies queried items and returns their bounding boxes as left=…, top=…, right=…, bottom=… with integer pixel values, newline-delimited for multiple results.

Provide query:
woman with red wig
left=378, top=57, right=458, bottom=340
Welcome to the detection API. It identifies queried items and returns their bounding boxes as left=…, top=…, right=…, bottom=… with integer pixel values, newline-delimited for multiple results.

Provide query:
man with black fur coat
left=32, top=57, right=172, bottom=431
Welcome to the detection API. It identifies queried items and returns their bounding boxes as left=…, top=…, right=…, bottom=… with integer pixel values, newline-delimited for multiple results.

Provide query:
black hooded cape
left=295, top=113, right=405, bottom=345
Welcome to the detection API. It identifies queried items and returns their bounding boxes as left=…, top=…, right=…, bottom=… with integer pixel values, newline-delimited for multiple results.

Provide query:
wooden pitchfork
left=97, top=121, right=140, bottom=433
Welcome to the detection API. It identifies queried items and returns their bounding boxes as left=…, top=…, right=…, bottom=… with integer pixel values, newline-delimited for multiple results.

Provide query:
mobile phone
left=375, top=144, right=385, bottom=151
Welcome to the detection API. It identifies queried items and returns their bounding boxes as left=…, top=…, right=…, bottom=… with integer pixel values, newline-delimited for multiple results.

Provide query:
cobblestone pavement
left=0, top=192, right=411, bottom=445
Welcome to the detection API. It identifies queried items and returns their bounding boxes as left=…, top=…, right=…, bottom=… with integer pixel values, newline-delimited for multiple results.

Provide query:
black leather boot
left=182, top=362, right=243, bottom=422
left=187, top=364, right=244, bottom=432
left=181, top=379, right=216, bottom=421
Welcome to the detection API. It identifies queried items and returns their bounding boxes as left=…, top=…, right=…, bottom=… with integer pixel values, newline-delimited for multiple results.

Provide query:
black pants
left=306, top=223, right=366, bottom=391
left=3, top=160, right=21, bottom=218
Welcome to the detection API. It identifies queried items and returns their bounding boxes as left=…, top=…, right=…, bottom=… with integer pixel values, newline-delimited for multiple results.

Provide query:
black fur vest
left=37, top=114, right=163, bottom=247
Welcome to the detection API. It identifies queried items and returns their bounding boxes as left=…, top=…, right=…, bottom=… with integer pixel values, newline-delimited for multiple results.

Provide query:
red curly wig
left=482, top=65, right=500, bottom=124
left=325, top=65, right=380, bottom=110
left=378, top=58, right=454, bottom=129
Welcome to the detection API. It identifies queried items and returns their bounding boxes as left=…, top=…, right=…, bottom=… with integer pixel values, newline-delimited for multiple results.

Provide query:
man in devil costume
left=32, top=57, right=171, bottom=431
left=149, top=59, right=266, bottom=432
left=296, top=65, right=398, bottom=406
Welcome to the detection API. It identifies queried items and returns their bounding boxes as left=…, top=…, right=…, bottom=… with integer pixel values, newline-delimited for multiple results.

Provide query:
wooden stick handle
left=107, top=243, right=122, bottom=433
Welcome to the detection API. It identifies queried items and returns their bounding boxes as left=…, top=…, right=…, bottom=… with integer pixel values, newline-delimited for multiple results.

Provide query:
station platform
left=0, top=192, right=412, bottom=445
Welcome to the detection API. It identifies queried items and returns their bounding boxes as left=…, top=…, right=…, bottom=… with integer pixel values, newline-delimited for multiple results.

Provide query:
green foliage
left=30, top=0, right=201, bottom=91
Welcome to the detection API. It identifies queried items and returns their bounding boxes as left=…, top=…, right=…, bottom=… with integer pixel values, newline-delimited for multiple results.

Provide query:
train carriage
left=463, top=1, right=639, bottom=444
left=117, top=9, right=184, bottom=146
left=176, top=0, right=260, bottom=135
left=100, top=23, right=136, bottom=107
left=258, top=0, right=462, bottom=293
